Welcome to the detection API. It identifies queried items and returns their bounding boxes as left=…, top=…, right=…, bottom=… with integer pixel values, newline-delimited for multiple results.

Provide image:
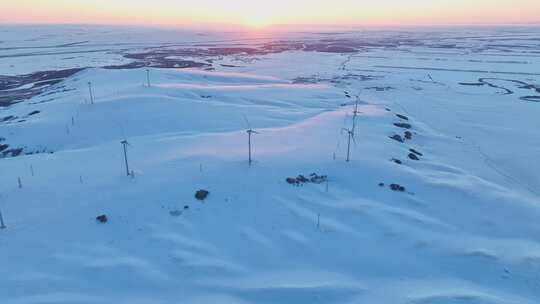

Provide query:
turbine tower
left=243, top=115, right=259, bottom=166
left=120, top=140, right=131, bottom=176
left=88, top=82, right=94, bottom=104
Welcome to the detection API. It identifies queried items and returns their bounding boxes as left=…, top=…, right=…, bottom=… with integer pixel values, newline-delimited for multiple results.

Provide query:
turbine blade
left=242, top=114, right=251, bottom=130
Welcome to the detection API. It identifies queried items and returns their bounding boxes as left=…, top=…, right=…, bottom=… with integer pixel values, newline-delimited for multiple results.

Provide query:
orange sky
left=1, top=0, right=540, bottom=28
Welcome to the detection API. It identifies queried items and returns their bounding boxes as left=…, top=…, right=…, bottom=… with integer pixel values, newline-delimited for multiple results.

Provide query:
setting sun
left=242, top=8, right=274, bottom=28
left=243, top=16, right=272, bottom=29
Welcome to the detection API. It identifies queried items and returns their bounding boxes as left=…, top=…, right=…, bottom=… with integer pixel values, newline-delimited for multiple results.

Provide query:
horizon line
left=2, top=21, right=540, bottom=31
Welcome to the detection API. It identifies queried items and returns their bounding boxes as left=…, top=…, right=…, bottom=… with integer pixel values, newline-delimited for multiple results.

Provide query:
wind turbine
left=342, top=127, right=356, bottom=162
left=88, top=82, right=94, bottom=104
left=351, top=95, right=361, bottom=133
left=243, top=115, right=259, bottom=166
left=342, top=112, right=358, bottom=162
left=0, top=208, right=6, bottom=229
left=120, top=139, right=131, bottom=176
left=146, top=69, right=151, bottom=87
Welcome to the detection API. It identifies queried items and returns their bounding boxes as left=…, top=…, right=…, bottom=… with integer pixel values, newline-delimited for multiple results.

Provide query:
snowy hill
left=1, top=27, right=540, bottom=304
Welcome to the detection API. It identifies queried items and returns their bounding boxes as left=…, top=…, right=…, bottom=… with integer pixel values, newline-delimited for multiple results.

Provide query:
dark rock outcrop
left=396, top=114, right=409, bottom=120
left=389, top=134, right=404, bottom=143
left=394, top=122, right=412, bottom=129
left=390, top=184, right=406, bottom=192
left=409, top=148, right=423, bottom=156
left=195, top=190, right=209, bottom=201
left=96, top=215, right=108, bottom=223
left=286, top=173, right=327, bottom=186
left=408, top=153, right=420, bottom=161
left=404, top=131, right=413, bottom=140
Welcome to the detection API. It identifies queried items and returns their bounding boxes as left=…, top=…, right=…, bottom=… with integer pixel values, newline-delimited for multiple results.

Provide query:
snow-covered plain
left=1, top=26, right=540, bottom=304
